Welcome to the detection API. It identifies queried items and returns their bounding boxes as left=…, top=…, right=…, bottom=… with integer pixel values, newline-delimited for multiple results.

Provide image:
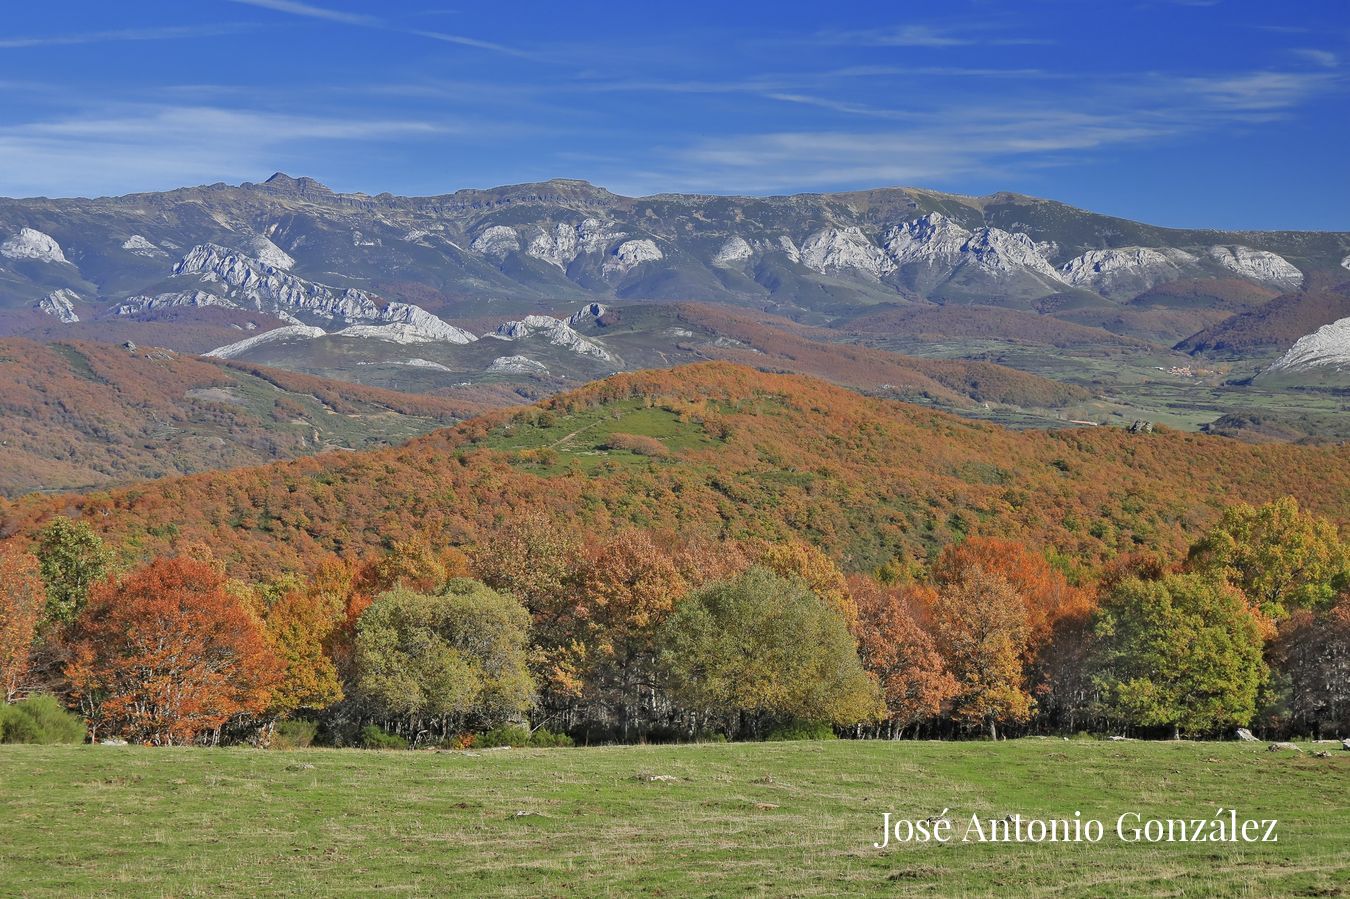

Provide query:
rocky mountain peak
left=261, top=173, right=334, bottom=195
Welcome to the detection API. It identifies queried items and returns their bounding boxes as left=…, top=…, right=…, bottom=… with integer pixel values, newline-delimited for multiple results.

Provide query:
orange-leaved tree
left=470, top=512, right=584, bottom=697
left=759, top=539, right=858, bottom=632
left=850, top=576, right=957, bottom=738
left=932, top=567, right=1033, bottom=739
left=570, top=530, right=688, bottom=733
left=932, top=537, right=1093, bottom=651
left=0, top=546, right=45, bottom=702
left=66, top=557, right=282, bottom=744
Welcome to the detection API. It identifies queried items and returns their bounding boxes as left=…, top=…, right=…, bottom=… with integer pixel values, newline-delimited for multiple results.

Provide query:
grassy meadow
left=1, top=739, right=1346, bottom=896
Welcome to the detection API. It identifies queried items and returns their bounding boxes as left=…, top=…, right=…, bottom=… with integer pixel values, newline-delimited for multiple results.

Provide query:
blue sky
left=0, top=0, right=1346, bottom=229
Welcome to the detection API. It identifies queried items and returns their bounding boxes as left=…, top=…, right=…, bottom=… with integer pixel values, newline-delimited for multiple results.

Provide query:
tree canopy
left=661, top=568, right=880, bottom=730
left=1188, top=497, right=1348, bottom=618
left=1092, top=573, right=1266, bottom=737
left=65, top=557, right=281, bottom=745
left=353, top=579, right=534, bottom=734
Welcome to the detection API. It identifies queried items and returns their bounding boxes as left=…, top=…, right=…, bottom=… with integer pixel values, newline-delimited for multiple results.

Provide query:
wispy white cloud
left=227, top=0, right=530, bottom=58
left=0, top=105, right=448, bottom=198
left=408, top=29, right=531, bottom=58
left=1289, top=48, right=1339, bottom=68
left=815, top=23, right=1051, bottom=49
left=0, top=25, right=251, bottom=50
left=1178, top=70, right=1337, bottom=110
left=823, top=65, right=1059, bottom=79
left=635, top=114, right=1162, bottom=194
left=225, top=0, right=377, bottom=26
left=607, top=67, right=1339, bottom=195
left=760, top=93, right=921, bottom=120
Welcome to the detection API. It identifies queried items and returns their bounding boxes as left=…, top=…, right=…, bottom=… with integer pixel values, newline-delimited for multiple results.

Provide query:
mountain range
left=3, top=174, right=1345, bottom=329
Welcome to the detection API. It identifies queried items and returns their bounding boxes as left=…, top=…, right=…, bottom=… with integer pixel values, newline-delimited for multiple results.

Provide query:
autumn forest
left=0, top=363, right=1345, bottom=749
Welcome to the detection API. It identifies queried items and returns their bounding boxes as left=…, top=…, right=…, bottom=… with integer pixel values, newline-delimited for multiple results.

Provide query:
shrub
left=272, top=719, right=319, bottom=749
left=0, top=695, right=86, bottom=744
left=764, top=720, right=837, bottom=742
left=472, top=725, right=574, bottom=748
left=359, top=724, right=408, bottom=750
left=526, top=727, right=574, bottom=748
left=605, top=433, right=669, bottom=458
left=473, top=725, right=529, bottom=748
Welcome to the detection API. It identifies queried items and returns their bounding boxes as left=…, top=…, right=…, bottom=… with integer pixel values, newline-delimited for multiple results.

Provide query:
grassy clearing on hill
left=2, top=740, right=1346, bottom=896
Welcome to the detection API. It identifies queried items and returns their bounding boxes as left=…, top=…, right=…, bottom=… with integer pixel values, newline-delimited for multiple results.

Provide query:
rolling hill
left=0, top=339, right=494, bottom=496
left=1176, top=280, right=1350, bottom=359
left=3, top=363, right=1345, bottom=579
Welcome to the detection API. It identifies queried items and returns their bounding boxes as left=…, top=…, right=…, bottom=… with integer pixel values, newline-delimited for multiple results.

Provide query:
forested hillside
left=3, top=363, right=1344, bottom=579
left=0, top=339, right=491, bottom=495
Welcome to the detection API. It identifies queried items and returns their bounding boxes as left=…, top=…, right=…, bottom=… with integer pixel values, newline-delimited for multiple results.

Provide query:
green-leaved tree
left=354, top=579, right=534, bottom=740
left=1093, top=573, right=1266, bottom=737
left=661, top=568, right=879, bottom=735
left=1188, top=497, right=1348, bottom=618
left=34, top=518, right=112, bottom=628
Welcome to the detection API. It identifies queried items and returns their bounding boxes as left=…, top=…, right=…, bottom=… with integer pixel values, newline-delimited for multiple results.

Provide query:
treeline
left=0, top=497, right=1346, bottom=747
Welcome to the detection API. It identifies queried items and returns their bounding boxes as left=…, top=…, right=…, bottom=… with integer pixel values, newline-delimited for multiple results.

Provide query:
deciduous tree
left=933, top=537, right=1092, bottom=649
left=759, top=540, right=858, bottom=631
left=65, top=557, right=281, bottom=744
left=932, top=568, right=1034, bottom=739
left=661, top=568, right=879, bottom=734
left=34, top=518, right=111, bottom=628
left=850, top=576, right=957, bottom=737
left=470, top=513, right=583, bottom=696
left=1268, top=593, right=1350, bottom=736
left=570, top=530, right=688, bottom=735
left=1092, top=573, right=1266, bottom=737
left=0, top=548, right=44, bottom=702
left=353, top=579, right=534, bottom=741
left=1188, top=497, right=1348, bottom=617
left=262, top=585, right=345, bottom=717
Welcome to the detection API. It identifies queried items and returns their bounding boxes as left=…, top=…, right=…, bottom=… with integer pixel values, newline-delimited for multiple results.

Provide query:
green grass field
left=2, top=740, right=1346, bottom=896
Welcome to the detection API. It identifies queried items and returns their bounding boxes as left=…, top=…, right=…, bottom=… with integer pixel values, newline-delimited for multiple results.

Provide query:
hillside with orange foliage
left=665, top=303, right=1091, bottom=408
left=0, top=339, right=489, bottom=496
left=1, top=362, right=1345, bottom=580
